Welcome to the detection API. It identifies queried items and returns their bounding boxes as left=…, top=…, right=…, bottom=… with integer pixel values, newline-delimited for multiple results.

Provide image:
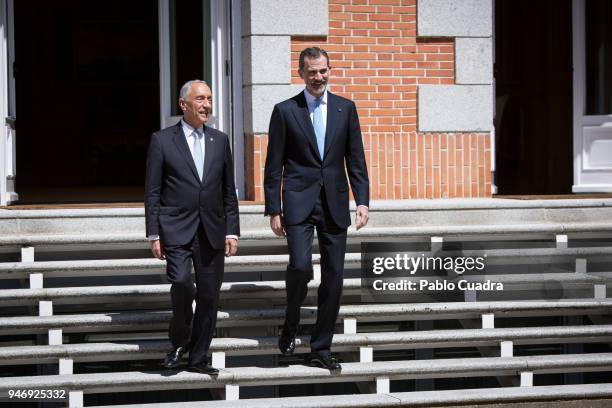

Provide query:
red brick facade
left=246, top=0, right=492, bottom=201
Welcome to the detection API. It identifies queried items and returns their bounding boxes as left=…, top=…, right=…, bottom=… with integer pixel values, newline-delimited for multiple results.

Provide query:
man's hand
left=225, top=238, right=238, bottom=257
left=150, top=239, right=165, bottom=260
left=270, top=214, right=286, bottom=237
left=355, top=206, right=369, bottom=230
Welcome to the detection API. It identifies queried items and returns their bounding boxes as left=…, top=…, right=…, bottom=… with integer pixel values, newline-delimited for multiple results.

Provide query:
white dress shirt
left=304, top=88, right=328, bottom=129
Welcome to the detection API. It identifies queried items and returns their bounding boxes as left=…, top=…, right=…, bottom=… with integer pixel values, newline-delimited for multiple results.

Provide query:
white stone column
left=417, top=0, right=494, bottom=191
left=241, top=1, right=329, bottom=197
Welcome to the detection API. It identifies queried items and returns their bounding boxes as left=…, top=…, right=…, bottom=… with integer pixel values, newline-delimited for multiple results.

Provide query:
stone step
left=85, top=383, right=612, bottom=408
left=2, top=222, right=612, bottom=250
left=2, top=246, right=612, bottom=279
left=2, top=199, right=612, bottom=236
left=0, top=299, right=610, bottom=335
left=0, top=199, right=610, bottom=406
left=0, top=206, right=268, bottom=235
left=1, top=279, right=361, bottom=305
left=0, top=353, right=611, bottom=394
left=1, top=273, right=610, bottom=306
left=2, top=325, right=611, bottom=365
left=0, top=254, right=358, bottom=280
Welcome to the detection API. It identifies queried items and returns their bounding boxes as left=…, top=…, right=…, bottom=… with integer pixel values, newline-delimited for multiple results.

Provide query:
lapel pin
left=338, top=108, right=342, bottom=112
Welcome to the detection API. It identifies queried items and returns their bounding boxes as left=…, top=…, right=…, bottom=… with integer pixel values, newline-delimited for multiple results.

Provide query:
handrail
left=5, top=116, right=15, bottom=130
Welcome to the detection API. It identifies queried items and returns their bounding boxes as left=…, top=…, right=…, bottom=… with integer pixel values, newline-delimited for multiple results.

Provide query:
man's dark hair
left=299, top=47, right=330, bottom=71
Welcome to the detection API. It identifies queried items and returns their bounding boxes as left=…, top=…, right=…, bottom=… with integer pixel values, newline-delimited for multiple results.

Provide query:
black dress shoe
left=163, top=346, right=188, bottom=369
left=308, top=353, right=341, bottom=371
left=278, top=324, right=298, bottom=356
left=189, top=362, right=219, bottom=375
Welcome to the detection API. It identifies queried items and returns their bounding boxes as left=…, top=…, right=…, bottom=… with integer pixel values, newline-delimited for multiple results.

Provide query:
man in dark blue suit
left=145, top=80, right=240, bottom=374
left=264, top=47, right=370, bottom=370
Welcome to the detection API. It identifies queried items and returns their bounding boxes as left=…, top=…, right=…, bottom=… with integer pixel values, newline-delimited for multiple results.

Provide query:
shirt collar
left=181, top=119, right=204, bottom=137
left=304, top=88, right=328, bottom=106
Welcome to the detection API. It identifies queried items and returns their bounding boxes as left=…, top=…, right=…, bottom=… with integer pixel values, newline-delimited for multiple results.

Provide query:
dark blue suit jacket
left=264, top=91, right=369, bottom=228
left=144, top=122, right=240, bottom=249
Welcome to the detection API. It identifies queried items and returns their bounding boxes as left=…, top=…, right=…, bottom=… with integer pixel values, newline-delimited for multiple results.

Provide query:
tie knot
left=314, top=97, right=322, bottom=107
left=193, top=129, right=202, bottom=139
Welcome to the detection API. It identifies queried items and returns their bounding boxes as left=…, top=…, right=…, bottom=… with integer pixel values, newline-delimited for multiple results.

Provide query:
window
left=169, top=0, right=212, bottom=115
left=585, top=0, right=612, bottom=115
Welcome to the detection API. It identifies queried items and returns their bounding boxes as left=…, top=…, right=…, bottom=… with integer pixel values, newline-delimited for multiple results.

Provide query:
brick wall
left=246, top=0, right=492, bottom=201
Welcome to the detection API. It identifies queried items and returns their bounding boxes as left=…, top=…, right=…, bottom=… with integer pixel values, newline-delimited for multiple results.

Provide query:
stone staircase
left=0, top=198, right=611, bottom=407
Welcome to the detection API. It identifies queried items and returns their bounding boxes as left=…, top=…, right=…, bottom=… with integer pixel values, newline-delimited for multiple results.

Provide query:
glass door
left=159, top=0, right=210, bottom=129
left=158, top=0, right=243, bottom=198
left=572, top=0, right=612, bottom=192
left=158, top=0, right=230, bottom=132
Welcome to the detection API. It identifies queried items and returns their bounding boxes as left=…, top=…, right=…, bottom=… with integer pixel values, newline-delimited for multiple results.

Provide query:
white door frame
left=0, top=0, right=17, bottom=205
left=158, top=0, right=244, bottom=198
left=572, top=0, right=612, bottom=193
left=229, top=0, right=244, bottom=199
left=158, top=0, right=172, bottom=130
left=210, top=0, right=230, bottom=136
left=490, top=0, right=497, bottom=195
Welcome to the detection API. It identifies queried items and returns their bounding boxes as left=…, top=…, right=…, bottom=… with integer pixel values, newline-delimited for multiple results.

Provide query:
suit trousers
left=163, top=225, right=224, bottom=365
left=284, top=189, right=348, bottom=356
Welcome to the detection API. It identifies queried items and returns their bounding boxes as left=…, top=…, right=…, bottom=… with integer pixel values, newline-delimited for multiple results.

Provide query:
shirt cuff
left=357, top=205, right=369, bottom=210
left=226, top=235, right=239, bottom=241
left=147, top=235, right=160, bottom=241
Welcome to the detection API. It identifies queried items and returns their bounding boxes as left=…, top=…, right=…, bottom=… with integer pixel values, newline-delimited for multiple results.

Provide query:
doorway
left=4, top=0, right=241, bottom=205
left=572, top=0, right=612, bottom=192
left=13, top=0, right=159, bottom=203
left=494, top=0, right=574, bottom=195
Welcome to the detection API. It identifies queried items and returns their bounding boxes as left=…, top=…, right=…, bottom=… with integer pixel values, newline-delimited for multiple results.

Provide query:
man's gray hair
left=179, top=79, right=209, bottom=100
